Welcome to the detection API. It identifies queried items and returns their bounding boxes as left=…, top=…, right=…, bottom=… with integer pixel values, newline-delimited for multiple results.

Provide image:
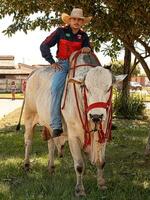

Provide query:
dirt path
left=0, top=99, right=23, bottom=119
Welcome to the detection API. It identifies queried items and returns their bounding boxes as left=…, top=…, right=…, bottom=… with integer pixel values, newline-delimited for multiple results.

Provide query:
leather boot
left=52, top=129, right=63, bottom=138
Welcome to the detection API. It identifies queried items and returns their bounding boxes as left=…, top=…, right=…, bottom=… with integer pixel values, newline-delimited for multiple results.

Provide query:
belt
left=57, top=58, right=69, bottom=61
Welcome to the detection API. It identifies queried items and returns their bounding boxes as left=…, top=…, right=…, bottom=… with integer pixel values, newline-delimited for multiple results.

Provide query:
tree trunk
left=122, top=47, right=131, bottom=97
left=124, top=41, right=150, bottom=80
left=121, top=47, right=131, bottom=117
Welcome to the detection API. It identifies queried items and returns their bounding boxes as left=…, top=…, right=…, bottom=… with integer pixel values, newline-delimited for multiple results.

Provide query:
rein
left=61, top=50, right=100, bottom=109
left=62, top=50, right=112, bottom=148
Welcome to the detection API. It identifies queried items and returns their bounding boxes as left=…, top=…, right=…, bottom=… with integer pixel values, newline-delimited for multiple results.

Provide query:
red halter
left=83, top=85, right=112, bottom=146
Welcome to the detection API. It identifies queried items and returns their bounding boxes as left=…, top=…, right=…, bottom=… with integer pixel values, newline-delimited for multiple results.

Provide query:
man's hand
left=51, top=63, right=62, bottom=71
left=81, top=47, right=91, bottom=53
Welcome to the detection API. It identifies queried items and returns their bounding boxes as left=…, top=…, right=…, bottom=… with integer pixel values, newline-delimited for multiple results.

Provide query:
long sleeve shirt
left=40, top=26, right=90, bottom=64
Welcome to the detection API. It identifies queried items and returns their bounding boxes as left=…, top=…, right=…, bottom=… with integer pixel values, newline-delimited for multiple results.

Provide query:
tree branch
left=136, top=37, right=150, bottom=55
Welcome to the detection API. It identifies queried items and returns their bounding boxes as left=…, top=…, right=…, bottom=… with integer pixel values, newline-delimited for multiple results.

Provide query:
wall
left=131, top=76, right=148, bottom=86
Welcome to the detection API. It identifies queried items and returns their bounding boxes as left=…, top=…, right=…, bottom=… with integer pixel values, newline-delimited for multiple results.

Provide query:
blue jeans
left=50, top=59, right=69, bottom=130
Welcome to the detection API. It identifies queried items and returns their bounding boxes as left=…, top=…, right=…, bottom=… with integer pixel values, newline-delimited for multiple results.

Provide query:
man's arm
left=40, top=28, right=61, bottom=64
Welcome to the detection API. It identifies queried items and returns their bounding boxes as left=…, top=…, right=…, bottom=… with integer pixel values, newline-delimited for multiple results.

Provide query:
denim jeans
left=50, top=59, right=69, bottom=130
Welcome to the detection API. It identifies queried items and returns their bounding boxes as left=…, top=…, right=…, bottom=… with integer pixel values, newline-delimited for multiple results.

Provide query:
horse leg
left=47, top=139, right=56, bottom=174
left=97, top=145, right=107, bottom=190
left=54, top=135, right=67, bottom=158
left=97, top=161, right=107, bottom=190
left=68, top=137, right=86, bottom=197
left=24, top=114, right=35, bottom=171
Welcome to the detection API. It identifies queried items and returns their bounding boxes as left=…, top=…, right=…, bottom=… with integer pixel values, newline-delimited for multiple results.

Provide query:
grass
left=0, top=91, right=150, bottom=101
left=0, top=93, right=24, bottom=99
left=0, top=109, right=150, bottom=200
left=112, top=87, right=150, bottom=102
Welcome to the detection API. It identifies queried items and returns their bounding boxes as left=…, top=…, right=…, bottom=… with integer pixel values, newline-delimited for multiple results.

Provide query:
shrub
left=113, top=92, right=146, bottom=119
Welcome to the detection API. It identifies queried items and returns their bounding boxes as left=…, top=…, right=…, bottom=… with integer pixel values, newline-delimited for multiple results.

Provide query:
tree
left=0, top=0, right=149, bottom=78
left=111, top=60, right=140, bottom=76
left=102, top=0, right=150, bottom=79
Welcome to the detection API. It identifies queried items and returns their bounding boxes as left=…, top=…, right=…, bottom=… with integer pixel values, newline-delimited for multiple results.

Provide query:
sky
left=0, top=16, right=53, bottom=65
left=0, top=16, right=112, bottom=66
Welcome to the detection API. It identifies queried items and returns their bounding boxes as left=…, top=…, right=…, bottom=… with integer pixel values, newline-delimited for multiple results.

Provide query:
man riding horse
left=40, top=8, right=92, bottom=138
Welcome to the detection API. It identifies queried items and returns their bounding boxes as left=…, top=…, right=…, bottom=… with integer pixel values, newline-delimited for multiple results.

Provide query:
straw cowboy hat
left=61, top=8, right=92, bottom=25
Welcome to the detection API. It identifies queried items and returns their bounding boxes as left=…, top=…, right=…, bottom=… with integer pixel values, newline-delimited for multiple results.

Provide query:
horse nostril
left=99, top=114, right=103, bottom=119
left=89, top=114, right=93, bottom=119
left=90, top=114, right=103, bottom=123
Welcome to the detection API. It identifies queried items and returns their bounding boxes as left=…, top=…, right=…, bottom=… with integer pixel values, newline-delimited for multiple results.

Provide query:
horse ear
left=113, top=74, right=127, bottom=84
left=104, top=64, right=112, bottom=70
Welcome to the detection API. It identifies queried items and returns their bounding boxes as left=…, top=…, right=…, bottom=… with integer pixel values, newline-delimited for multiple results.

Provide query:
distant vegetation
left=113, top=91, right=146, bottom=119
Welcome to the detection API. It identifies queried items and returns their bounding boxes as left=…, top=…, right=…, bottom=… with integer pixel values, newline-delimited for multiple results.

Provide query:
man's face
left=69, top=17, right=84, bottom=30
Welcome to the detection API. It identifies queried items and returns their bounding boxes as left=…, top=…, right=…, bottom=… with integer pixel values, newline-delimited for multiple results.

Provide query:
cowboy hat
left=61, top=8, right=92, bottom=25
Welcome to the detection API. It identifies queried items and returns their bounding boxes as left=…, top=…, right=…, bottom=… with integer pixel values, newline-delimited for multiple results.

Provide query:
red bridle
left=86, top=102, right=110, bottom=112
left=82, top=84, right=112, bottom=147
left=62, top=50, right=112, bottom=148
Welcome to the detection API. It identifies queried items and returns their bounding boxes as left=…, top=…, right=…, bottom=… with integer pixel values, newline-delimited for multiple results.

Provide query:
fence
left=0, top=79, right=22, bottom=92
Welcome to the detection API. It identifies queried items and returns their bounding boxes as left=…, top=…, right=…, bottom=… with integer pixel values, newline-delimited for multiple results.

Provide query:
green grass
left=0, top=109, right=150, bottom=200
left=0, top=93, right=24, bottom=99
left=1, top=91, right=150, bottom=101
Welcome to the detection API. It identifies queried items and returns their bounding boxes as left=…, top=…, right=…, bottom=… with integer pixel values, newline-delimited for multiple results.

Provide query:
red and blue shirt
left=40, top=26, right=90, bottom=64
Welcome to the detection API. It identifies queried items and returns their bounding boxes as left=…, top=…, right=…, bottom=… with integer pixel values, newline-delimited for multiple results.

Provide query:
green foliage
left=101, top=38, right=123, bottom=60
left=0, top=0, right=150, bottom=78
left=0, top=0, right=150, bottom=48
left=111, top=61, right=124, bottom=75
left=113, top=92, right=146, bottom=119
left=111, top=60, right=141, bottom=76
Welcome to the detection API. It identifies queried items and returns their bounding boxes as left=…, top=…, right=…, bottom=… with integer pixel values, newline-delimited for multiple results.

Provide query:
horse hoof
left=75, top=191, right=86, bottom=197
left=59, top=153, right=63, bottom=158
left=75, top=187, right=86, bottom=197
left=99, top=185, right=107, bottom=190
left=48, top=165, right=55, bottom=175
left=144, top=149, right=150, bottom=157
left=24, top=163, right=30, bottom=172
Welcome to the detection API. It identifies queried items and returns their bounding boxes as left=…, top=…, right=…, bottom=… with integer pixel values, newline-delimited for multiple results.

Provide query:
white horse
left=23, top=51, right=125, bottom=196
